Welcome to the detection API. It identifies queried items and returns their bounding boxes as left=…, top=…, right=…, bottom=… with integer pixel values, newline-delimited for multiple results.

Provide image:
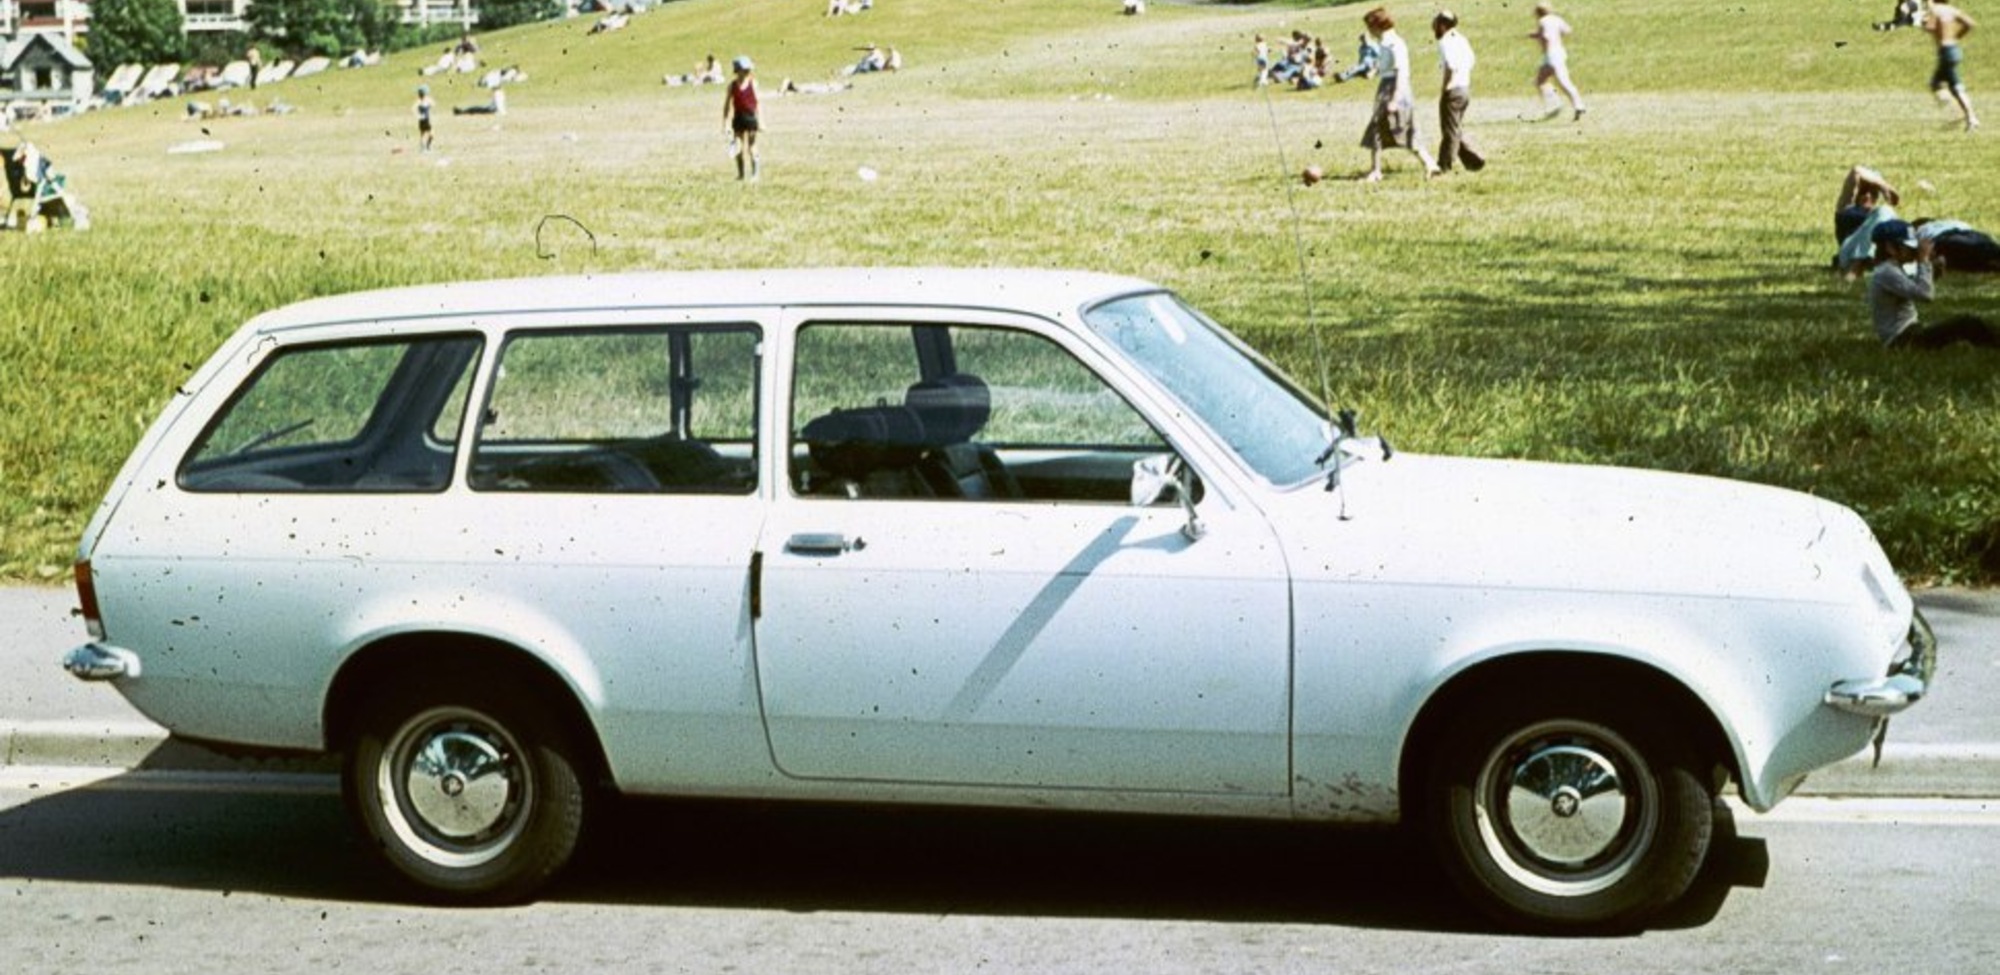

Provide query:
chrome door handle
left=785, top=533, right=866, bottom=556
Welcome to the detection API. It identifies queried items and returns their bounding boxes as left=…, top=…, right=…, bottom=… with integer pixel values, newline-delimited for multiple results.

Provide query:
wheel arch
left=323, top=631, right=613, bottom=788
left=1397, top=651, right=1737, bottom=822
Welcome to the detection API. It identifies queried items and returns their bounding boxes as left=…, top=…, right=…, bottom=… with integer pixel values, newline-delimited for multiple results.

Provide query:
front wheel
left=344, top=679, right=588, bottom=904
left=1425, top=694, right=1713, bottom=930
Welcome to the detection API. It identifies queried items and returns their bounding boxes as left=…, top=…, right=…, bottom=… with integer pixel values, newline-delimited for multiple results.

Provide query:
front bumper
left=1824, top=610, right=1937, bottom=718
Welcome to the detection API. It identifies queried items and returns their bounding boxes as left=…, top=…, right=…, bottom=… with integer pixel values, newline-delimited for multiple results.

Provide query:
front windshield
left=1082, top=292, right=1330, bottom=486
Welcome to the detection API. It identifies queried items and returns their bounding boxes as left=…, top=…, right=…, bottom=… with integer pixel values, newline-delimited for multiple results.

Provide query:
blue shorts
left=1932, top=44, right=1965, bottom=90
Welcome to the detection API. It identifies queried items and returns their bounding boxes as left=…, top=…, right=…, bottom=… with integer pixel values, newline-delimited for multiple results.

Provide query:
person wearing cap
left=1433, top=11, right=1486, bottom=173
left=1834, top=165, right=1901, bottom=275
left=1866, top=218, right=2000, bottom=348
left=414, top=85, right=435, bottom=153
left=724, top=55, right=762, bottom=180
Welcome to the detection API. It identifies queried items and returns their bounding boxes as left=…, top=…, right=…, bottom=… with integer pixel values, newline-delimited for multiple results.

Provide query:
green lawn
left=3, top=0, right=1997, bottom=582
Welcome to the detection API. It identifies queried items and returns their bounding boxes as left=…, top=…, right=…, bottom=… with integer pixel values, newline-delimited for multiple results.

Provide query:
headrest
left=904, top=373, right=990, bottom=444
left=799, top=404, right=927, bottom=478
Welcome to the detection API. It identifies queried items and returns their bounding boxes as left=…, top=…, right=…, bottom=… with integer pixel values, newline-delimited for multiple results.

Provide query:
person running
left=1358, top=7, right=1440, bottom=181
left=1433, top=10, right=1486, bottom=172
left=723, top=55, right=762, bottom=180
left=1528, top=2, right=1587, bottom=120
left=1925, top=2, right=1981, bottom=131
left=414, top=85, right=435, bottom=152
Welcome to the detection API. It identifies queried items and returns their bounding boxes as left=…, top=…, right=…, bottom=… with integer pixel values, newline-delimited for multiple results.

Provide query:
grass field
left=3, top=0, right=1998, bottom=583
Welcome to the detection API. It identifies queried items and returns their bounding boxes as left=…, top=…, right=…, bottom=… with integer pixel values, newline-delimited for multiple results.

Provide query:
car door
left=753, top=314, right=1291, bottom=795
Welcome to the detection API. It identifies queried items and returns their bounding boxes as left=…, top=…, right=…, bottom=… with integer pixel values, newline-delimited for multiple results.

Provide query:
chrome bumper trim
left=63, top=643, right=143, bottom=681
left=1825, top=610, right=1937, bottom=717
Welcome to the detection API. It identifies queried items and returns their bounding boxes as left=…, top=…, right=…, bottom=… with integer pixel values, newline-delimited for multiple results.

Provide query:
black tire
left=344, top=677, right=588, bottom=904
left=1424, top=689, right=1714, bottom=931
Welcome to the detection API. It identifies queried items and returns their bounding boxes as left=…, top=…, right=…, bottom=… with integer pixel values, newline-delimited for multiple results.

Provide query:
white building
left=0, top=0, right=481, bottom=39
left=1, top=30, right=92, bottom=117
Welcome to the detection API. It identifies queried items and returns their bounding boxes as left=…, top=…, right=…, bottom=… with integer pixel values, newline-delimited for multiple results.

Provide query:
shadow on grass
left=0, top=774, right=1768, bottom=933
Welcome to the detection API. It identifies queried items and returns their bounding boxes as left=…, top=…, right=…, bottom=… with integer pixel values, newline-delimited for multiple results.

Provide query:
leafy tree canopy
left=85, top=0, right=186, bottom=67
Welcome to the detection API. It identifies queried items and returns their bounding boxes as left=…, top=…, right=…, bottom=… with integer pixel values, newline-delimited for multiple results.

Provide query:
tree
left=247, top=0, right=402, bottom=58
left=478, top=0, right=563, bottom=31
left=86, top=0, right=185, bottom=68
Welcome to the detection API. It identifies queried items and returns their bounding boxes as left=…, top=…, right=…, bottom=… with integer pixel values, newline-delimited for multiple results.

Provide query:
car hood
left=1268, top=453, right=1900, bottom=606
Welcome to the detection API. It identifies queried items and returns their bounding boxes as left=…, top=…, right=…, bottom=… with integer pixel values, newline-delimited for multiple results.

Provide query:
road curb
left=0, top=720, right=338, bottom=775
left=1800, top=743, right=2000, bottom=800
left=0, top=720, right=165, bottom=771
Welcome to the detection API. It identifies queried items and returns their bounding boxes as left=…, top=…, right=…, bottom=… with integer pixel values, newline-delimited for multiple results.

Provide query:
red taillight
left=74, top=560, right=104, bottom=640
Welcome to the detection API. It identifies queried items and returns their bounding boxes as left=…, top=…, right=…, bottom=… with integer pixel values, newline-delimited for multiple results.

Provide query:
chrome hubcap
left=378, top=706, right=532, bottom=868
left=1503, top=744, right=1629, bottom=865
left=407, top=728, right=516, bottom=840
left=1473, top=721, right=1656, bottom=897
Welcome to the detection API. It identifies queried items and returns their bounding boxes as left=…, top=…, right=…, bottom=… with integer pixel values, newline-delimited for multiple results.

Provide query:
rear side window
left=469, top=325, right=760, bottom=494
left=179, top=335, right=482, bottom=493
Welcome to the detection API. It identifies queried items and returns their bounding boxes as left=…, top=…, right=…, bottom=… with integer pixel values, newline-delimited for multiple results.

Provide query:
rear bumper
left=62, top=642, right=142, bottom=681
left=1824, top=610, right=1937, bottom=718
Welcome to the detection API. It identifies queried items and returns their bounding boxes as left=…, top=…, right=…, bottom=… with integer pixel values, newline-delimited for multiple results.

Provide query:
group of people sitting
left=1254, top=31, right=1333, bottom=89
left=587, top=6, right=638, bottom=34
left=1833, top=165, right=2000, bottom=349
left=420, top=34, right=483, bottom=76
left=1256, top=30, right=1383, bottom=91
left=182, top=97, right=295, bottom=119
left=665, top=54, right=727, bottom=87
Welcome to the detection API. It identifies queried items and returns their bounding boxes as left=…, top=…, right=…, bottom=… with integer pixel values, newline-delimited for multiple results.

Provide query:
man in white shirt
left=1434, top=11, right=1486, bottom=171
left=1529, top=2, right=1587, bottom=120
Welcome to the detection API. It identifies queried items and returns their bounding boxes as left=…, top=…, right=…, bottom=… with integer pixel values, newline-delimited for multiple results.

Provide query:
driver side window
left=790, top=323, right=1169, bottom=502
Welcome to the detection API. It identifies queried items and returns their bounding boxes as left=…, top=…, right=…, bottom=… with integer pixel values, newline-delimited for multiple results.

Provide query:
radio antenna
left=1260, top=83, right=1335, bottom=413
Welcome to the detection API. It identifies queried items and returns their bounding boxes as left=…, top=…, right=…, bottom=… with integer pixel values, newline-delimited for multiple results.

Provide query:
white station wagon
left=64, top=268, right=1933, bottom=929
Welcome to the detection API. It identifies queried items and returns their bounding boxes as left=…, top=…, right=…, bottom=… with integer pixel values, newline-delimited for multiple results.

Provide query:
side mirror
left=1130, top=453, right=1205, bottom=541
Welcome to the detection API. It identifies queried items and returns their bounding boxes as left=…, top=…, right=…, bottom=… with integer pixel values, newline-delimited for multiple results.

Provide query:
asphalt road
left=0, top=769, right=1994, bottom=974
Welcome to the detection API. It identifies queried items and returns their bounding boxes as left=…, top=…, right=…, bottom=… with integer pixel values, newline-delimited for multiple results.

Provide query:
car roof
left=247, top=267, right=1165, bottom=334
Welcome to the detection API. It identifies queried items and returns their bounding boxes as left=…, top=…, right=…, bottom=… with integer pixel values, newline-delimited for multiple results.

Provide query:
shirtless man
left=1528, top=2, right=1586, bottom=120
left=1926, top=1, right=1980, bottom=131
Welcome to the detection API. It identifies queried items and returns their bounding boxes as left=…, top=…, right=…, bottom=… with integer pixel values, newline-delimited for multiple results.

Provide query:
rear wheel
left=1425, top=691, right=1713, bottom=930
left=344, top=678, right=588, bottom=904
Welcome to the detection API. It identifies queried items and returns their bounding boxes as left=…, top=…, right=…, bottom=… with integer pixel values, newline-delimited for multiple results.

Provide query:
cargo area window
left=178, top=335, right=482, bottom=493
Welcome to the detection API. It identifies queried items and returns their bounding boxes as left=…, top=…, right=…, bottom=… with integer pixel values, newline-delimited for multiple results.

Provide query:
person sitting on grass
left=1835, top=165, right=1901, bottom=276
left=1866, top=218, right=2000, bottom=349
left=1333, top=31, right=1382, bottom=84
